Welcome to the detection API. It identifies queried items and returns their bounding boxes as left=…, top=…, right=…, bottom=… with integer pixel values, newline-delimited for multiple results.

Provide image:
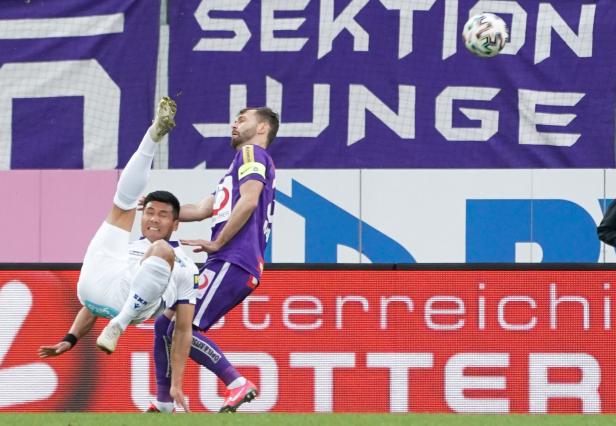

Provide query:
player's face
left=140, top=200, right=179, bottom=242
left=231, top=110, right=260, bottom=149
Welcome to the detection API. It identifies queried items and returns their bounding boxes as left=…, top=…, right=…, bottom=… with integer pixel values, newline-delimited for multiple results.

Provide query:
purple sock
left=167, top=322, right=241, bottom=386
left=153, top=315, right=173, bottom=403
left=190, top=331, right=241, bottom=386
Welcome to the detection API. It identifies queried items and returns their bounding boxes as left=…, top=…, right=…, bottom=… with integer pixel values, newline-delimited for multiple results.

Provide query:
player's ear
left=257, top=121, right=268, bottom=135
left=173, top=219, right=179, bottom=232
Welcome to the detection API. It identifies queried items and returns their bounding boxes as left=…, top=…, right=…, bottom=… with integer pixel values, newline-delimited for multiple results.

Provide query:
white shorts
left=76, top=221, right=162, bottom=322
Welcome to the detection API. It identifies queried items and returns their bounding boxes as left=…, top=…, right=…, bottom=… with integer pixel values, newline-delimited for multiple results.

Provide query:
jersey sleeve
left=175, top=262, right=198, bottom=305
left=237, top=145, right=270, bottom=186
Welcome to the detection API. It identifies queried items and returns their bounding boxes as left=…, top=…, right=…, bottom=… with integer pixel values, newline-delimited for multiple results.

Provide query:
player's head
left=231, top=107, right=279, bottom=149
left=141, top=190, right=180, bottom=242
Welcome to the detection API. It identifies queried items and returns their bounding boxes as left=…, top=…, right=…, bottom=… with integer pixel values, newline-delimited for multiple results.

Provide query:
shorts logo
left=197, top=269, right=216, bottom=296
left=85, top=300, right=118, bottom=319
left=246, top=275, right=259, bottom=290
left=198, top=274, right=209, bottom=290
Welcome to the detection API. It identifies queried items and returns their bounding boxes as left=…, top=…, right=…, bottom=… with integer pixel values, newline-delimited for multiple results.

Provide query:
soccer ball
left=462, top=13, right=508, bottom=57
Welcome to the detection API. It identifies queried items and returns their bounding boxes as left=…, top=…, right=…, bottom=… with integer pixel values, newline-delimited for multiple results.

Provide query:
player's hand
left=170, top=385, right=189, bottom=413
left=37, top=341, right=72, bottom=358
left=137, top=195, right=146, bottom=212
left=180, top=239, right=222, bottom=254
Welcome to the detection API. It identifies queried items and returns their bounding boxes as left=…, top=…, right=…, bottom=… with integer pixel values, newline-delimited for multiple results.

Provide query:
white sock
left=154, top=400, right=175, bottom=413
left=111, top=256, right=171, bottom=330
left=113, top=133, right=157, bottom=210
left=227, top=377, right=246, bottom=390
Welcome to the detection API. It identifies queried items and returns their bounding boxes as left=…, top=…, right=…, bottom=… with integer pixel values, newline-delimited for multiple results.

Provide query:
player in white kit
left=38, top=97, right=196, bottom=411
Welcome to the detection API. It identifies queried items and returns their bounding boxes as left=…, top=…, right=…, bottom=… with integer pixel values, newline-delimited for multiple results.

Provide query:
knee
left=145, top=240, right=175, bottom=268
left=154, top=314, right=171, bottom=337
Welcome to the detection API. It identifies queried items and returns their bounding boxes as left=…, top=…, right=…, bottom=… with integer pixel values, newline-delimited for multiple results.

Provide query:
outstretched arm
left=169, top=303, right=195, bottom=412
left=38, top=307, right=97, bottom=358
left=179, top=195, right=215, bottom=222
left=181, top=180, right=263, bottom=253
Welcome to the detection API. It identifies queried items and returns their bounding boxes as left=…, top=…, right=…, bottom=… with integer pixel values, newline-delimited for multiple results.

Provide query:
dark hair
left=143, top=190, right=180, bottom=219
left=240, top=107, right=280, bottom=146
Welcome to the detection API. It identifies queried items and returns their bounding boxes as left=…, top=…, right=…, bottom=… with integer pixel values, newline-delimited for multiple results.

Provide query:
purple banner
left=168, top=0, right=616, bottom=168
left=0, top=0, right=159, bottom=169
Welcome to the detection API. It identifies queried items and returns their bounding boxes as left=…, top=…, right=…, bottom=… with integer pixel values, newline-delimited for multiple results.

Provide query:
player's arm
left=598, top=199, right=616, bottom=246
left=169, top=302, right=195, bottom=412
left=38, top=306, right=98, bottom=358
left=179, top=195, right=215, bottom=222
left=182, top=180, right=263, bottom=253
left=211, top=180, right=262, bottom=248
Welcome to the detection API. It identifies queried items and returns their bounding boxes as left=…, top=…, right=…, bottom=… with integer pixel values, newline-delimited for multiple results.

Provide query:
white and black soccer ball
left=462, top=13, right=508, bottom=57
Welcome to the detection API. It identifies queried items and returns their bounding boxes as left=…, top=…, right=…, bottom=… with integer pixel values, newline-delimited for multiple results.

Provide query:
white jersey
left=124, top=239, right=198, bottom=318
left=77, top=222, right=198, bottom=323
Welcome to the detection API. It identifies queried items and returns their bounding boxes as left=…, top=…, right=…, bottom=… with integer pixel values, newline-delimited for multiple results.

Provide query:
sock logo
left=133, top=294, right=148, bottom=309
left=191, top=337, right=221, bottom=363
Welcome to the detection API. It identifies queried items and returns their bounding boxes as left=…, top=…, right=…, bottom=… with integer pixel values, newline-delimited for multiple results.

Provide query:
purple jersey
left=207, top=144, right=275, bottom=278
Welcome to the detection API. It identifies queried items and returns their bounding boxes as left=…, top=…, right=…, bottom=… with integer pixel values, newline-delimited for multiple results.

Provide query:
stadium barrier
left=1, top=264, right=616, bottom=413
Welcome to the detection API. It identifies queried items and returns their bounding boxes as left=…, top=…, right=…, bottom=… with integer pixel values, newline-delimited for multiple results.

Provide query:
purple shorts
left=192, top=259, right=258, bottom=331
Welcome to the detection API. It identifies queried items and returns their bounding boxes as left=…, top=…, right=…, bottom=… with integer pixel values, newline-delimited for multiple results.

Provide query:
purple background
left=0, top=0, right=159, bottom=169
left=1, top=0, right=615, bottom=169
left=168, top=0, right=616, bottom=168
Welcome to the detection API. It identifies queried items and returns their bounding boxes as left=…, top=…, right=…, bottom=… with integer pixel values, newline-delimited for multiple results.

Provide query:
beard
left=230, top=135, right=241, bottom=149
left=230, top=127, right=257, bottom=149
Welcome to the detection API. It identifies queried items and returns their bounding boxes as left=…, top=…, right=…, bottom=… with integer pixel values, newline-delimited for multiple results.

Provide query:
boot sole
left=219, top=388, right=258, bottom=413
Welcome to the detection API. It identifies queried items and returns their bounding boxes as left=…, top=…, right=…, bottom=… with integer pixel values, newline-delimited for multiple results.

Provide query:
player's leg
left=94, top=97, right=177, bottom=353
left=96, top=241, right=175, bottom=354
left=107, top=96, right=177, bottom=232
left=76, top=221, right=131, bottom=317
left=147, top=310, right=176, bottom=413
left=152, top=318, right=256, bottom=413
left=149, top=261, right=258, bottom=412
left=191, top=262, right=259, bottom=412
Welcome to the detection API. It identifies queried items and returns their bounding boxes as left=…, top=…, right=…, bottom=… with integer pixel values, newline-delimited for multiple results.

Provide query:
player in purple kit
left=147, top=107, right=278, bottom=413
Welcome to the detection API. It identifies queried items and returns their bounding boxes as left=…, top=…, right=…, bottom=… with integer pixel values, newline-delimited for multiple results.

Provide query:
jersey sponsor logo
left=212, top=175, right=232, bottom=225
left=238, top=161, right=266, bottom=180
left=212, top=187, right=230, bottom=216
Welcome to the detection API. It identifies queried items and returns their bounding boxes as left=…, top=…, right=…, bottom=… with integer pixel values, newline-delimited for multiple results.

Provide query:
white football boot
left=96, top=322, right=123, bottom=354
